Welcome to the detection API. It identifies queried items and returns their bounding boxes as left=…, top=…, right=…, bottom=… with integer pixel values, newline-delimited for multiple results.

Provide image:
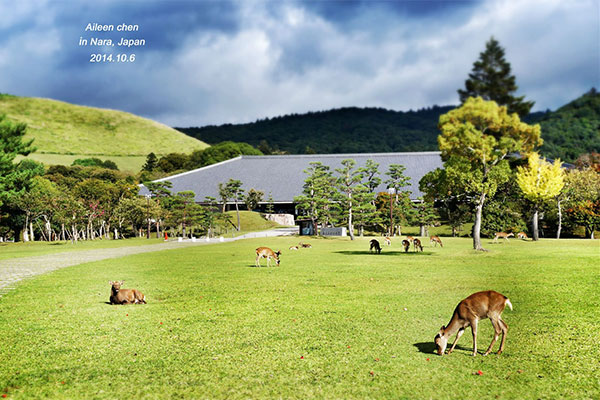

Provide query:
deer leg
left=484, top=318, right=501, bottom=356
left=447, top=328, right=465, bottom=354
left=497, top=318, right=509, bottom=354
left=471, top=319, right=479, bottom=356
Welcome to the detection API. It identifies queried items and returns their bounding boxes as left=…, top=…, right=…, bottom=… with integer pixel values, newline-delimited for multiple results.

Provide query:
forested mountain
left=524, top=88, right=600, bottom=162
left=177, top=106, right=454, bottom=154
left=177, top=90, right=598, bottom=161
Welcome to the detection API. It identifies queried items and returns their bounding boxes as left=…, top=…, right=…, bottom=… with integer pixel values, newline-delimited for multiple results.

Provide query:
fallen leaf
left=369, top=371, right=374, bottom=376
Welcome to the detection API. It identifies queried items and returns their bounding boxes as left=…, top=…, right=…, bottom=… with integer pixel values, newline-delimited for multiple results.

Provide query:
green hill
left=0, top=94, right=209, bottom=171
left=178, top=91, right=599, bottom=162
left=177, top=106, right=455, bottom=154
left=525, top=88, right=600, bottom=162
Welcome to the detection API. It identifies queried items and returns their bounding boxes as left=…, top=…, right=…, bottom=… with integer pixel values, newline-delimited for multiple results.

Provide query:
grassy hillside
left=0, top=94, right=209, bottom=171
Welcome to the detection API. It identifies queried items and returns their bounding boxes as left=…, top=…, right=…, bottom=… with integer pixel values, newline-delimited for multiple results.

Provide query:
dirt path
left=0, top=227, right=298, bottom=297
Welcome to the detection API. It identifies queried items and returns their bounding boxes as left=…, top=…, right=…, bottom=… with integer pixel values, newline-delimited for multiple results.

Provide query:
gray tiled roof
left=139, top=152, right=443, bottom=203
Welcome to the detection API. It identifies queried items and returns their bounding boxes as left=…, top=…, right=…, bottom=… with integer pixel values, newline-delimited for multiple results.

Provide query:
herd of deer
left=109, top=234, right=515, bottom=357
left=493, top=231, right=528, bottom=242
left=370, top=235, right=444, bottom=253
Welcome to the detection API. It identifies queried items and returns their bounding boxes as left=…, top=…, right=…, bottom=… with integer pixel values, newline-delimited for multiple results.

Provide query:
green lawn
left=0, top=237, right=165, bottom=261
left=0, top=237, right=598, bottom=399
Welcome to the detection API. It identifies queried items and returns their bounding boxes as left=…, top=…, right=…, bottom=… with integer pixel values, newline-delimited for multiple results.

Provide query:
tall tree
left=0, top=115, right=35, bottom=211
left=245, top=188, right=264, bottom=211
left=458, top=37, right=534, bottom=117
left=563, top=168, right=600, bottom=239
left=438, top=97, right=541, bottom=250
left=336, top=159, right=364, bottom=240
left=142, top=152, right=158, bottom=172
left=516, top=152, right=565, bottom=240
left=294, top=162, right=337, bottom=235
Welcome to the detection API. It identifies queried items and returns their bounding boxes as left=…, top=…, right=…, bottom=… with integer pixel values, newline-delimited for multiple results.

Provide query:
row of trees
left=293, top=160, right=436, bottom=240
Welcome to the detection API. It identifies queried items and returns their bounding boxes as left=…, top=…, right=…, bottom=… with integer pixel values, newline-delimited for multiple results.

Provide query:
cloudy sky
left=0, top=0, right=598, bottom=127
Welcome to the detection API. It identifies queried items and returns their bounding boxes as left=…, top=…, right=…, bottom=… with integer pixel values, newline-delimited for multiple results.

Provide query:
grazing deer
left=413, top=238, right=423, bottom=252
left=406, top=235, right=414, bottom=243
left=289, top=245, right=298, bottom=250
left=299, top=242, right=312, bottom=248
left=108, top=281, right=146, bottom=305
left=430, top=235, right=443, bottom=247
left=493, top=232, right=514, bottom=243
left=517, top=232, right=528, bottom=240
left=401, top=239, right=410, bottom=253
left=434, top=290, right=512, bottom=357
left=384, top=236, right=391, bottom=246
left=370, top=239, right=382, bottom=254
left=255, top=247, right=281, bottom=267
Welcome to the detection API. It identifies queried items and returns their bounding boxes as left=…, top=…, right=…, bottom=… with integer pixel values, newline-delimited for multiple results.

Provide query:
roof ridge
left=240, top=151, right=441, bottom=159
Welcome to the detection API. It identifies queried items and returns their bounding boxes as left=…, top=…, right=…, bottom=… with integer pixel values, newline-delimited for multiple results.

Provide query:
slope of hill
left=525, top=88, right=600, bottom=162
left=177, top=106, right=455, bottom=154
left=0, top=94, right=209, bottom=171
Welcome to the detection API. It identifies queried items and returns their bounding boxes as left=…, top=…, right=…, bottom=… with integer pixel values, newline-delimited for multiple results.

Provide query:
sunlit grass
left=0, top=237, right=598, bottom=399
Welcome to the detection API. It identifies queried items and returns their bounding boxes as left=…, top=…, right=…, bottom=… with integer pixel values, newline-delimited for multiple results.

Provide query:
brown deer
left=430, top=235, right=443, bottom=247
left=406, top=235, right=414, bottom=243
left=517, top=232, right=528, bottom=240
left=370, top=239, right=382, bottom=254
left=299, top=242, right=312, bottom=248
left=434, top=290, right=512, bottom=357
left=289, top=245, right=298, bottom=250
left=255, top=247, right=281, bottom=267
left=401, top=239, right=410, bottom=253
left=493, top=232, right=514, bottom=243
left=108, top=281, right=146, bottom=305
left=413, top=238, right=423, bottom=252
left=384, top=236, right=391, bottom=246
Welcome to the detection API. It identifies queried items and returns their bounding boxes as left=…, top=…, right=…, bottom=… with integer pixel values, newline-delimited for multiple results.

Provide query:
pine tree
left=142, top=152, right=158, bottom=172
left=458, top=37, right=534, bottom=117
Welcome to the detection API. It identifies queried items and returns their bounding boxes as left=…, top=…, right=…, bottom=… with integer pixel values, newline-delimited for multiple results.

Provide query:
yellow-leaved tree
left=516, top=152, right=565, bottom=240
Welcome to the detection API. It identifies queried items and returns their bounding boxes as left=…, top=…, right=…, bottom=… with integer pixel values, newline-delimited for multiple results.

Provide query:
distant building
left=139, top=152, right=443, bottom=214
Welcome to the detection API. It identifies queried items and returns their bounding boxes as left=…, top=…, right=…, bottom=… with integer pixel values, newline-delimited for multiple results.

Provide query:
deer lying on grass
left=384, top=236, right=391, bottom=246
left=289, top=246, right=298, bottom=250
left=255, top=247, right=281, bottom=267
left=493, top=232, right=514, bottom=243
left=299, top=242, right=312, bottom=248
left=434, top=290, right=512, bottom=357
left=413, top=238, right=423, bottom=252
left=109, top=281, right=146, bottom=305
left=430, top=235, right=443, bottom=247
left=517, top=232, right=528, bottom=240
left=401, top=239, right=410, bottom=252
left=370, top=239, right=382, bottom=254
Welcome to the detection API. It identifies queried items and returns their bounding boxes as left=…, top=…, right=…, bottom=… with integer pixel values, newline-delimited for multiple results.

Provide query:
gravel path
left=0, top=227, right=298, bottom=297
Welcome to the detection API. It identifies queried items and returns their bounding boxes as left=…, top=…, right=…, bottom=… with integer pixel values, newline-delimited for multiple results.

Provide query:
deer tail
left=505, top=298, right=513, bottom=311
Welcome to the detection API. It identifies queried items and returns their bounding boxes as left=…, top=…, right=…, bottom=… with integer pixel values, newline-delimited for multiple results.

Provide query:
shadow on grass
left=49, top=242, right=67, bottom=246
left=414, top=342, right=436, bottom=354
left=334, top=251, right=434, bottom=256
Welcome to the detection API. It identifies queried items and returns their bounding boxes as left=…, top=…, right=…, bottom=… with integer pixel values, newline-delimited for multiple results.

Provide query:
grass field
left=0, top=237, right=598, bottom=399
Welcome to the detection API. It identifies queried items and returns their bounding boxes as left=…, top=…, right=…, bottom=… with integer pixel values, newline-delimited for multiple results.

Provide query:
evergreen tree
left=335, top=159, right=364, bottom=240
left=458, top=37, right=534, bottom=117
left=142, top=152, right=158, bottom=172
left=265, top=192, right=275, bottom=214
left=294, top=162, right=337, bottom=235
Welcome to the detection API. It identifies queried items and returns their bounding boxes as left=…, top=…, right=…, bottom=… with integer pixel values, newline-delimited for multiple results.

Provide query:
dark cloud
left=0, top=0, right=597, bottom=127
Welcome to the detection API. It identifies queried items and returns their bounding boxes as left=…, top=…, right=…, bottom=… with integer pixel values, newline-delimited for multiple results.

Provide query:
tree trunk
left=532, top=206, right=539, bottom=241
left=452, top=226, right=457, bottom=237
left=348, top=199, right=354, bottom=240
left=23, top=216, right=29, bottom=242
left=556, top=199, right=562, bottom=239
left=473, top=192, right=486, bottom=251
left=419, top=225, right=426, bottom=237
left=29, top=221, right=35, bottom=242
left=156, top=220, right=161, bottom=239
left=235, top=201, right=240, bottom=231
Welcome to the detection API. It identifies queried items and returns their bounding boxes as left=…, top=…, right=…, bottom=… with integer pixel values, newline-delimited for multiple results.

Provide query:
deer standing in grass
left=517, top=232, right=528, bottom=240
left=434, top=290, right=512, bottom=357
left=401, top=239, right=410, bottom=253
left=430, top=235, right=443, bottom=247
left=493, top=232, right=514, bottom=243
left=108, top=281, right=146, bottom=305
left=255, top=247, right=281, bottom=267
left=413, top=238, right=423, bottom=252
